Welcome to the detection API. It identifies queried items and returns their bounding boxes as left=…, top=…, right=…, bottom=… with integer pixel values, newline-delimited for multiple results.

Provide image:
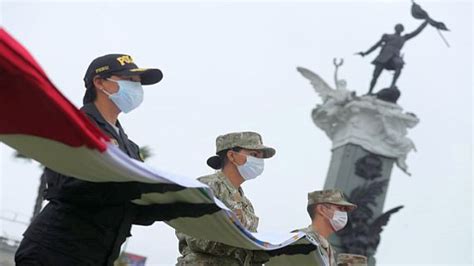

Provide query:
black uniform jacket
left=21, top=103, right=155, bottom=265
left=19, top=103, right=220, bottom=265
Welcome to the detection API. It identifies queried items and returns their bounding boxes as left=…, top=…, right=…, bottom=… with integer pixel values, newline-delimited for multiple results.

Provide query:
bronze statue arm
left=357, top=39, right=383, bottom=57
left=404, top=20, right=429, bottom=40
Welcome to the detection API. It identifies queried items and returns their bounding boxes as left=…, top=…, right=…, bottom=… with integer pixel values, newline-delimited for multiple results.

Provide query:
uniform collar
left=81, top=103, right=124, bottom=137
left=81, top=103, right=120, bottom=127
left=306, top=225, right=330, bottom=249
left=216, top=171, right=244, bottom=196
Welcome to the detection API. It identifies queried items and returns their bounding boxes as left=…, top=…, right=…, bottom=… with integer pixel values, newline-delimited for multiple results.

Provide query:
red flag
left=0, top=28, right=109, bottom=151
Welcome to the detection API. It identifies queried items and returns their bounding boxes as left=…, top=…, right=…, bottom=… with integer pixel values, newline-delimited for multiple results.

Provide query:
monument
left=297, top=2, right=448, bottom=264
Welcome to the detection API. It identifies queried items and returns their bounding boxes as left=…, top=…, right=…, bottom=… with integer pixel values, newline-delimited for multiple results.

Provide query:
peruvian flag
left=0, top=28, right=325, bottom=265
left=0, top=27, right=200, bottom=185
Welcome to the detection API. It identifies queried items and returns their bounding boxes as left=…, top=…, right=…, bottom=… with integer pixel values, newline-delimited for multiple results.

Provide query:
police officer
left=294, top=189, right=357, bottom=266
left=337, top=253, right=368, bottom=266
left=15, top=54, right=171, bottom=265
left=176, top=131, right=275, bottom=265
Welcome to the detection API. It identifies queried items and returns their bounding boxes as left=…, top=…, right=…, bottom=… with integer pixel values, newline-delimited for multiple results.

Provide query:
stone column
left=312, top=95, right=419, bottom=265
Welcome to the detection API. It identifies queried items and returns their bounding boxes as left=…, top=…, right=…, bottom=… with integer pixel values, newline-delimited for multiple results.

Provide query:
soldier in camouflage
left=175, top=131, right=276, bottom=265
left=293, top=189, right=357, bottom=266
left=337, top=253, right=367, bottom=266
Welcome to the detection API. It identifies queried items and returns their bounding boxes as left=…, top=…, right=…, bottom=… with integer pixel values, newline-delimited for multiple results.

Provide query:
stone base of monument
left=312, top=95, right=418, bottom=265
left=376, top=87, right=401, bottom=103
left=298, top=66, right=419, bottom=264
left=324, top=143, right=401, bottom=266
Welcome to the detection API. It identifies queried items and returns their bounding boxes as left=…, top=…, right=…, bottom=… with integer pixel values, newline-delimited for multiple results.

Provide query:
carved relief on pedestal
left=337, top=153, right=403, bottom=257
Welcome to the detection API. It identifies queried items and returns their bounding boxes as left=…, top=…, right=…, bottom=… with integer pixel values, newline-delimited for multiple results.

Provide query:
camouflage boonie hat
left=214, top=131, right=276, bottom=158
left=307, top=189, right=357, bottom=211
left=337, top=253, right=367, bottom=266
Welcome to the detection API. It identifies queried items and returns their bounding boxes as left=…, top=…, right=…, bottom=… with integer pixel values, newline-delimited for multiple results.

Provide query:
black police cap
left=83, top=54, right=163, bottom=88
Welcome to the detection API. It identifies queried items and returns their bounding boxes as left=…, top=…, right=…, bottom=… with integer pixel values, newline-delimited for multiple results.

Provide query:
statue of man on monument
left=356, top=20, right=428, bottom=95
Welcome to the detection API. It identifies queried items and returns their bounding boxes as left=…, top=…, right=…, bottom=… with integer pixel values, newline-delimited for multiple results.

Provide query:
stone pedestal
left=324, top=144, right=395, bottom=218
left=312, top=95, right=419, bottom=265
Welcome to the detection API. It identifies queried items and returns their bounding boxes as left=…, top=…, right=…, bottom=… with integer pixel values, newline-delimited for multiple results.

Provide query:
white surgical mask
left=236, top=155, right=264, bottom=180
left=329, top=210, right=348, bottom=231
left=103, top=79, right=144, bottom=113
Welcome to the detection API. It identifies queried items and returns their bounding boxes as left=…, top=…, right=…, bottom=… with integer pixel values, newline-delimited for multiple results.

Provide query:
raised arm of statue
left=333, top=58, right=343, bottom=87
left=357, top=38, right=384, bottom=57
left=404, top=20, right=428, bottom=40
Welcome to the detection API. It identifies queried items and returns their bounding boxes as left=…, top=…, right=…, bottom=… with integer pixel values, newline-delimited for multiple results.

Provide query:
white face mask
left=236, top=155, right=264, bottom=180
left=329, top=210, right=348, bottom=231
left=103, top=79, right=144, bottom=113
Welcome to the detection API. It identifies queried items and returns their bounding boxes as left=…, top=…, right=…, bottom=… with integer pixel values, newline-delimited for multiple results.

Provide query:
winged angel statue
left=297, top=62, right=417, bottom=175
left=297, top=65, right=355, bottom=103
left=297, top=61, right=357, bottom=137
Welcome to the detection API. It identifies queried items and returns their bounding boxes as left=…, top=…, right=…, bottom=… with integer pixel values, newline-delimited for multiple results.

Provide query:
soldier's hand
left=356, top=51, right=365, bottom=57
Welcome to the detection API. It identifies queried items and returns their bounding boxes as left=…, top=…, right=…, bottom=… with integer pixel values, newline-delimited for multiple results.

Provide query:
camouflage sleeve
left=184, top=233, right=241, bottom=257
left=198, top=175, right=222, bottom=196
left=183, top=174, right=261, bottom=262
left=180, top=176, right=237, bottom=255
left=185, top=234, right=269, bottom=265
left=179, top=231, right=257, bottom=264
left=199, top=175, right=259, bottom=232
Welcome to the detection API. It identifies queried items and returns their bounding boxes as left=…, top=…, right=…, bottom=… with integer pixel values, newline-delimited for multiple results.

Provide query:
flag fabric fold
left=0, top=28, right=327, bottom=265
left=411, top=1, right=449, bottom=31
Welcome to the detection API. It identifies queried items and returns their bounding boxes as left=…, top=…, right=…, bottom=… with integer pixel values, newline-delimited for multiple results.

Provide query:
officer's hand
left=356, top=51, right=365, bottom=57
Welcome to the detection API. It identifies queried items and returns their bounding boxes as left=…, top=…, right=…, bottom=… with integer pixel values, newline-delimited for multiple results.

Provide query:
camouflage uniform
left=293, top=225, right=337, bottom=266
left=337, top=253, right=367, bottom=266
left=306, top=189, right=357, bottom=210
left=213, top=131, right=275, bottom=159
left=294, top=189, right=357, bottom=266
left=176, top=171, right=269, bottom=265
left=176, top=131, right=275, bottom=266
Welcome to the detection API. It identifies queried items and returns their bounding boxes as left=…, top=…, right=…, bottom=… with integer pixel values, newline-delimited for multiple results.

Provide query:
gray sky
left=1, top=0, right=472, bottom=265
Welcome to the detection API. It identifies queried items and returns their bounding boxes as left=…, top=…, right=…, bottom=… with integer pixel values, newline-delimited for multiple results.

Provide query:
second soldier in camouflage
left=293, top=189, right=357, bottom=266
left=175, top=131, right=276, bottom=265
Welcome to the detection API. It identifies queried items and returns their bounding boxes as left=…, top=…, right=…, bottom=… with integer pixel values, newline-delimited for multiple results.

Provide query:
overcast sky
left=1, top=0, right=472, bottom=265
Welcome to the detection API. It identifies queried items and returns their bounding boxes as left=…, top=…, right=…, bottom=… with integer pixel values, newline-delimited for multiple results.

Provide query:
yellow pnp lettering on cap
left=95, top=66, right=109, bottom=73
left=116, top=55, right=134, bottom=66
left=130, top=68, right=147, bottom=72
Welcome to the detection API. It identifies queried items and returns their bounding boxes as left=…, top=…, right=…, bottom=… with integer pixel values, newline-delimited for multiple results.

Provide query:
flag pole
left=436, top=28, right=450, bottom=48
